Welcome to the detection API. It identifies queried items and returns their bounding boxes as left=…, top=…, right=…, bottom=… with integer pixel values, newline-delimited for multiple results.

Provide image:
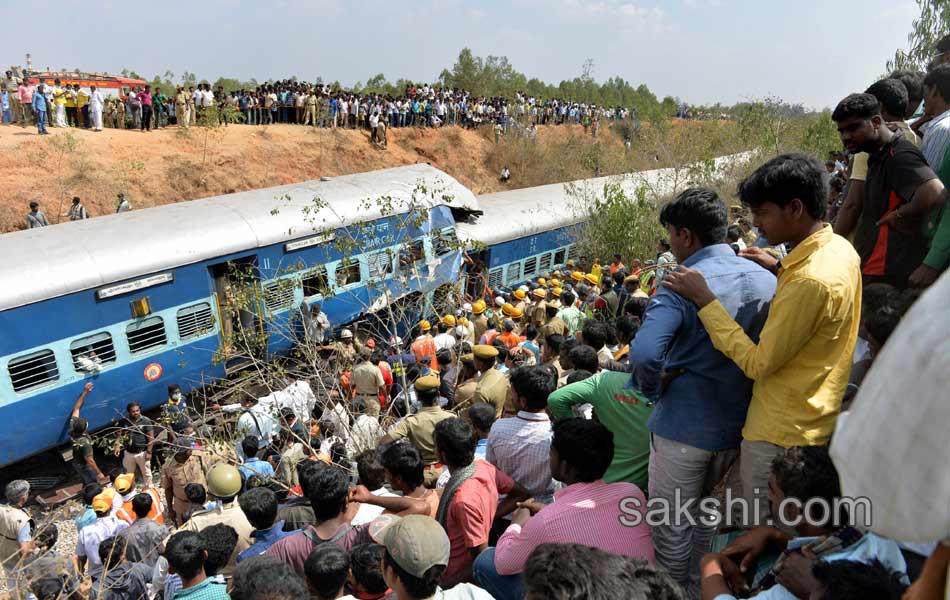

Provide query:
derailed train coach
left=0, top=165, right=479, bottom=467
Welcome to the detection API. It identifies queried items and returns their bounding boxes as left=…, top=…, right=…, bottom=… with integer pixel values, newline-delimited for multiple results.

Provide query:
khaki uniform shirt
left=161, top=454, right=207, bottom=506
left=179, top=500, right=253, bottom=576
left=473, top=314, right=489, bottom=342
left=387, top=406, right=454, bottom=465
left=540, top=316, right=568, bottom=340
left=530, top=301, right=547, bottom=326
left=454, top=379, right=477, bottom=410
left=351, top=361, right=384, bottom=395
left=473, top=368, right=511, bottom=417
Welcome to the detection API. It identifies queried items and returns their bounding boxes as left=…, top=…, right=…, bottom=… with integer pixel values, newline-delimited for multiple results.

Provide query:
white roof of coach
left=0, top=164, right=478, bottom=312
left=458, top=153, right=751, bottom=247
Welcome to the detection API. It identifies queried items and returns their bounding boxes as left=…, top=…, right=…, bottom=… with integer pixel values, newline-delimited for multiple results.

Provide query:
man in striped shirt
left=473, top=418, right=654, bottom=600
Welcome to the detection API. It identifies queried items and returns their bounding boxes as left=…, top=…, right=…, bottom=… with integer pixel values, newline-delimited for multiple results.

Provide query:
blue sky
left=1, top=0, right=921, bottom=109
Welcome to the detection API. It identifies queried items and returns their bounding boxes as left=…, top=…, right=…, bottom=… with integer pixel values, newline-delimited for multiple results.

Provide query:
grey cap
left=6, top=480, right=30, bottom=503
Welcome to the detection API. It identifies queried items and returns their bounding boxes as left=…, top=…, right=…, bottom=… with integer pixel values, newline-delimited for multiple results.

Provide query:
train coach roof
left=0, top=164, right=478, bottom=312
left=457, top=153, right=751, bottom=247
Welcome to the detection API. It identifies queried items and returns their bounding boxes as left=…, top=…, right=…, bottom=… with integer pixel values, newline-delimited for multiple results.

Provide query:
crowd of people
left=2, top=34, right=950, bottom=600
left=2, top=72, right=633, bottom=141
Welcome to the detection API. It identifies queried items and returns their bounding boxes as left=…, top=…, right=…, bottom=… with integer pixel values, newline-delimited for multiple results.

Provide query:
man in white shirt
left=433, top=317, right=457, bottom=351
left=920, top=65, right=950, bottom=169
left=89, top=85, right=104, bottom=131
left=233, top=397, right=279, bottom=459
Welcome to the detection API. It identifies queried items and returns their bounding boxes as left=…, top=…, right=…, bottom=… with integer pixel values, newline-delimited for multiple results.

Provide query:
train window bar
left=523, top=257, right=538, bottom=278
left=335, top=259, right=362, bottom=288
left=177, top=303, right=214, bottom=340
left=264, top=279, right=295, bottom=313
left=126, top=316, right=168, bottom=355
left=539, top=253, right=553, bottom=273
left=69, top=332, right=117, bottom=372
left=302, top=266, right=329, bottom=299
left=506, top=263, right=521, bottom=285
left=9, top=349, right=59, bottom=393
left=368, top=251, right=394, bottom=279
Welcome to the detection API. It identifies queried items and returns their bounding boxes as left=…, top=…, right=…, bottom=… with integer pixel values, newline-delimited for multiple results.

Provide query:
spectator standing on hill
left=27, top=201, right=49, bottom=228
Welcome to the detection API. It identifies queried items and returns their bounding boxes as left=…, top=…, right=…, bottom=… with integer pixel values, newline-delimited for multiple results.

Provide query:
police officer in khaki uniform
left=471, top=344, right=512, bottom=418
left=178, top=463, right=253, bottom=577
left=0, top=480, right=32, bottom=572
left=161, top=437, right=207, bottom=526
left=379, top=375, right=454, bottom=487
left=529, top=288, right=548, bottom=327
left=471, top=299, right=489, bottom=342
left=350, top=347, right=385, bottom=416
left=453, top=353, right=478, bottom=411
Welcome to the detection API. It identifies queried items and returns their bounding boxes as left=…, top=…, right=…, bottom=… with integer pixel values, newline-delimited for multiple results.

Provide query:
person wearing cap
left=471, top=300, right=489, bottom=343
left=329, top=329, right=359, bottom=367
left=380, top=374, right=455, bottom=487
left=161, top=437, right=208, bottom=526
left=76, top=492, right=130, bottom=578
left=512, top=289, right=528, bottom=316
left=471, top=345, right=510, bottom=418
left=351, top=347, right=386, bottom=416
left=114, top=472, right=164, bottom=524
left=179, top=463, right=254, bottom=577
left=453, top=353, right=479, bottom=411
left=434, top=317, right=457, bottom=352
left=371, top=514, right=494, bottom=600
left=570, top=270, right=584, bottom=284
left=528, top=288, right=547, bottom=327
left=0, top=480, right=33, bottom=571
left=412, top=321, right=439, bottom=371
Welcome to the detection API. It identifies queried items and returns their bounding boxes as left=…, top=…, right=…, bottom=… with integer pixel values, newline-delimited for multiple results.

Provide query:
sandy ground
left=0, top=121, right=515, bottom=232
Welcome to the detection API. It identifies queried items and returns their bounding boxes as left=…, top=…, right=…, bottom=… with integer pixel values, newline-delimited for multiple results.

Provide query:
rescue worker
left=378, top=375, right=454, bottom=487
left=411, top=320, right=438, bottom=370
left=529, top=287, right=548, bottom=327
left=177, top=463, right=253, bottom=577
left=471, top=300, right=489, bottom=342
left=161, top=437, right=207, bottom=526
left=114, top=472, right=164, bottom=524
left=512, top=288, right=528, bottom=315
left=471, top=344, right=510, bottom=418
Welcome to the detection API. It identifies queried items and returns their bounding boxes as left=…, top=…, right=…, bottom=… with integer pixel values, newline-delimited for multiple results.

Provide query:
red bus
left=26, top=71, right=147, bottom=99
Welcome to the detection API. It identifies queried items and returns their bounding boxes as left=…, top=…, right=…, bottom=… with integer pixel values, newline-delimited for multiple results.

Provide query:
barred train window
left=506, top=263, right=521, bottom=284
left=70, top=332, right=117, bottom=372
left=553, top=248, right=567, bottom=265
left=126, top=316, right=167, bottom=355
left=539, top=253, right=552, bottom=273
left=177, top=303, right=214, bottom=340
left=264, top=279, right=295, bottom=312
left=9, top=349, right=59, bottom=393
left=523, top=257, right=538, bottom=278
left=488, top=268, right=503, bottom=289
left=368, top=252, right=394, bottom=278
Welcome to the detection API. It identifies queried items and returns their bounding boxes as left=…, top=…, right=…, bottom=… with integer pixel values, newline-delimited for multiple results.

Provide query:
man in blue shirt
left=236, top=488, right=294, bottom=562
left=32, top=83, right=48, bottom=134
left=627, top=187, right=775, bottom=597
left=238, top=436, right=275, bottom=482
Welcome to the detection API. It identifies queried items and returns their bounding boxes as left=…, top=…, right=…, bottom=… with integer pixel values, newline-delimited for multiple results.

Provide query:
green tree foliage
left=570, top=181, right=664, bottom=263
left=888, top=0, right=950, bottom=71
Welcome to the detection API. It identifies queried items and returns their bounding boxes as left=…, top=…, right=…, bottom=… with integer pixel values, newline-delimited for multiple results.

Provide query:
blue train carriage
left=457, top=177, right=610, bottom=296
left=0, top=164, right=479, bottom=468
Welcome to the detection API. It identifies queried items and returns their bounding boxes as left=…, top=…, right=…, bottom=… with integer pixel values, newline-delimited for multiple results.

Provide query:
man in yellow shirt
left=665, top=153, right=861, bottom=528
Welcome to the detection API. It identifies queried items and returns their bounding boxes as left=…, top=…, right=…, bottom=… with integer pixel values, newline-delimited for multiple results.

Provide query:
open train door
left=209, top=256, right=264, bottom=372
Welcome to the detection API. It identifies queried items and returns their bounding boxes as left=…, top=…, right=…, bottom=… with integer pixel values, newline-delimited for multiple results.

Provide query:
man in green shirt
left=915, top=145, right=950, bottom=286
left=547, top=371, right=652, bottom=491
left=555, top=290, right=585, bottom=336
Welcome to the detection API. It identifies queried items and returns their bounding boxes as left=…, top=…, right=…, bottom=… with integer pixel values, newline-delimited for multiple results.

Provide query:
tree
left=888, top=0, right=950, bottom=71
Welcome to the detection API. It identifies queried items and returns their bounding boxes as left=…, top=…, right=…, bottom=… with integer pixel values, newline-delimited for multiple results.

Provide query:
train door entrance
left=209, top=257, right=262, bottom=371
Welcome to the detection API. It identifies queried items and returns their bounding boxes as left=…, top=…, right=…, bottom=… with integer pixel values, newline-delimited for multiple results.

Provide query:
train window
left=335, top=259, right=362, bottom=287
left=567, top=245, right=579, bottom=262
left=302, top=266, right=329, bottom=298
left=126, top=316, right=167, bottom=355
left=506, top=263, right=521, bottom=284
left=488, top=268, right=503, bottom=289
left=264, top=279, right=295, bottom=312
left=553, top=248, right=567, bottom=265
left=368, top=251, right=394, bottom=278
left=539, top=253, right=552, bottom=273
left=399, top=239, right=426, bottom=267
left=69, top=332, right=117, bottom=372
left=434, top=229, right=458, bottom=256
left=523, top=257, right=538, bottom=278
left=177, top=303, right=214, bottom=340
left=8, top=349, right=59, bottom=393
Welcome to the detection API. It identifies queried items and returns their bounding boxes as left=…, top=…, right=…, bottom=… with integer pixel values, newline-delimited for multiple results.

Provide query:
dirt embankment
left=0, top=122, right=617, bottom=232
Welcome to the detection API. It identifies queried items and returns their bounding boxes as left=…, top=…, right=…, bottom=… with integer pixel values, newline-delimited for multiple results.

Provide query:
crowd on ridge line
left=2, top=38, right=950, bottom=600
left=2, top=72, right=634, bottom=140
